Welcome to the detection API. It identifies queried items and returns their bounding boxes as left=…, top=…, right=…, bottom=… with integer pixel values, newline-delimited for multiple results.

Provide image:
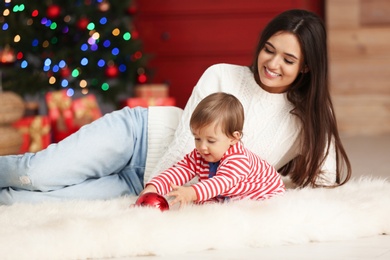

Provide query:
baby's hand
left=167, top=183, right=197, bottom=208
left=139, top=184, right=157, bottom=196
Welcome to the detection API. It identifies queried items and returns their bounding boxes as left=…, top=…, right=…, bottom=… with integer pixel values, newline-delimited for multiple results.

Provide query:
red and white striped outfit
left=147, top=141, right=285, bottom=203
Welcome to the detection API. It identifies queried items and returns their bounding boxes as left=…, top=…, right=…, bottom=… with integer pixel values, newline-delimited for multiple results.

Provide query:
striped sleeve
left=146, top=150, right=198, bottom=195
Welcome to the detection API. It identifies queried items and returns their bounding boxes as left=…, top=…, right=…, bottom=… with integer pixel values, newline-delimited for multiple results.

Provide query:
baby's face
left=192, top=123, right=237, bottom=162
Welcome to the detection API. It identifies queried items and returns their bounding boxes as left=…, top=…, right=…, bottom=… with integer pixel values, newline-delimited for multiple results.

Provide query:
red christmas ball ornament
left=137, top=73, right=147, bottom=83
left=105, top=65, right=119, bottom=78
left=77, top=17, right=90, bottom=30
left=135, top=193, right=169, bottom=211
left=126, top=5, right=137, bottom=15
left=131, top=30, right=139, bottom=39
left=46, top=5, right=61, bottom=19
left=60, top=67, right=71, bottom=78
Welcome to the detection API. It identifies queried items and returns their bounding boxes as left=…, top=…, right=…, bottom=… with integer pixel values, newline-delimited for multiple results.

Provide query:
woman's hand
left=167, top=183, right=197, bottom=208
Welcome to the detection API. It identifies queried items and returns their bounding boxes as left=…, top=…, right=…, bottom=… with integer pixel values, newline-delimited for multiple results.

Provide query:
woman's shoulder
left=198, top=63, right=252, bottom=88
left=205, top=63, right=250, bottom=74
left=194, top=63, right=251, bottom=94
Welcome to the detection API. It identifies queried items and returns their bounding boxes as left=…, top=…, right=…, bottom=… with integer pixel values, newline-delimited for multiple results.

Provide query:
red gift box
left=134, top=84, right=169, bottom=98
left=45, top=90, right=74, bottom=142
left=13, top=116, right=51, bottom=153
left=124, top=97, right=176, bottom=108
left=72, top=95, right=102, bottom=128
left=46, top=90, right=102, bottom=142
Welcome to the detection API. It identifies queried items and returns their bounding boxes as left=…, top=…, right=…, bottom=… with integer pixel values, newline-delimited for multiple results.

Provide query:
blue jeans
left=0, top=107, right=148, bottom=205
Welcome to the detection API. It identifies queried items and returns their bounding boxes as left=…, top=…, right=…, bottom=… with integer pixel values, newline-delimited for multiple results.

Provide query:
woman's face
left=257, top=31, right=305, bottom=93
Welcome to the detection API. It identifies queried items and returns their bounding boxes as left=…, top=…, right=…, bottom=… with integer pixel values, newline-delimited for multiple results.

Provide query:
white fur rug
left=0, top=177, right=389, bottom=260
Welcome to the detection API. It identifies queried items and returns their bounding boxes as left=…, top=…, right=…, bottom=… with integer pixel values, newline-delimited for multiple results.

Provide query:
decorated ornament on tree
left=131, top=30, right=139, bottom=39
left=77, top=17, right=90, bottom=30
left=46, top=5, right=61, bottom=19
left=126, top=4, right=137, bottom=15
left=135, top=193, right=170, bottom=211
left=60, top=67, right=71, bottom=78
left=98, top=0, right=110, bottom=12
left=0, top=45, right=16, bottom=65
left=137, top=73, right=147, bottom=84
left=105, top=64, right=119, bottom=78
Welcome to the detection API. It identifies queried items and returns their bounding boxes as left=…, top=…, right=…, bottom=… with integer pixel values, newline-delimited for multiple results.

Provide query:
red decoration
left=45, top=90, right=102, bottom=142
left=135, top=193, right=169, bottom=211
left=72, top=95, right=102, bottom=128
left=46, top=5, right=61, bottom=19
left=131, top=30, right=139, bottom=39
left=13, top=116, right=51, bottom=153
left=45, top=90, right=74, bottom=143
left=105, top=65, right=119, bottom=78
left=137, top=73, right=147, bottom=83
left=16, top=52, right=23, bottom=60
left=32, top=10, right=39, bottom=17
left=60, top=67, right=70, bottom=78
left=77, top=17, right=90, bottom=30
left=0, top=45, right=16, bottom=65
left=126, top=5, right=137, bottom=15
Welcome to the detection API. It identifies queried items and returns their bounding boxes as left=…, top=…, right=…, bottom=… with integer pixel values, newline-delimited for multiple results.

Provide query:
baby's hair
left=190, top=92, right=244, bottom=138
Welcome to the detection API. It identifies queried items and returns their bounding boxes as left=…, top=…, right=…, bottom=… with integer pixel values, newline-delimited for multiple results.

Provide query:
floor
left=118, top=236, right=390, bottom=260
left=120, top=134, right=390, bottom=260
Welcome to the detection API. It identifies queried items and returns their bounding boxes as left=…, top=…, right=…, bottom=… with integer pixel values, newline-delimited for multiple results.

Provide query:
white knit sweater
left=145, top=64, right=336, bottom=186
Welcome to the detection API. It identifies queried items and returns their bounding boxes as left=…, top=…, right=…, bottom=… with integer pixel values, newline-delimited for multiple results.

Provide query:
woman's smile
left=264, top=67, right=281, bottom=78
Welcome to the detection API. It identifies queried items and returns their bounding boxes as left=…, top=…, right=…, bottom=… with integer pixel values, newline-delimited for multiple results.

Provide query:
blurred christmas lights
left=0, top=0, right=147, bottom=102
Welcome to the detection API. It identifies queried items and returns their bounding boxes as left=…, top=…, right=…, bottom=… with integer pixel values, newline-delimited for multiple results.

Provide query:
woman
left=0, top=9, right=351, bottom=204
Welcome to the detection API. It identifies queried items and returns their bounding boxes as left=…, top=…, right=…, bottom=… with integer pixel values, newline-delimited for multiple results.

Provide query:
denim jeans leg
left=0, top=174, right=134, bottom=205
left=0, top=106, right=148, bottom=203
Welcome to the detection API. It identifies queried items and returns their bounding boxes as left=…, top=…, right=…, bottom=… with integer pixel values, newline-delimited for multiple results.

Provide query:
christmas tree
left=0, top=0, right=148, bottom=105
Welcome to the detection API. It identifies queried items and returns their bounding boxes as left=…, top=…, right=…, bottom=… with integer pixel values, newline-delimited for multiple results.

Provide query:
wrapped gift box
left=46, top=90, right=101, bottom=142
left=134, top=84, right=169, bottom=98
left=72, top=95, right=102, bottom=128
left=45, top=90, right=75, bottom=142
left=13, top=116, right=51, bottom=153
left=124, top=97, right=176, bottom=108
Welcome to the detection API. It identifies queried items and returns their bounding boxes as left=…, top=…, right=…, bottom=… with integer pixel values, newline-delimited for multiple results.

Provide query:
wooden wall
left=327, top=0, right=390, bottom=135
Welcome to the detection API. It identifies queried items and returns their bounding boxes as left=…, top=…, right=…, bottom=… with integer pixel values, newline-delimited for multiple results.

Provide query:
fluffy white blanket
left=0, top=177, right=389, bottom=260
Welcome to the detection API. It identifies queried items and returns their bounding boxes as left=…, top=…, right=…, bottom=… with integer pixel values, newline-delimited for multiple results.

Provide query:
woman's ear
left=301, top=65, right=309, bottom=73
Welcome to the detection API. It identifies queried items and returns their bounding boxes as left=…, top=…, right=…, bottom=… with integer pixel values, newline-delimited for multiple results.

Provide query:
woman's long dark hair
left=251, top=9, right=351, bottom=187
